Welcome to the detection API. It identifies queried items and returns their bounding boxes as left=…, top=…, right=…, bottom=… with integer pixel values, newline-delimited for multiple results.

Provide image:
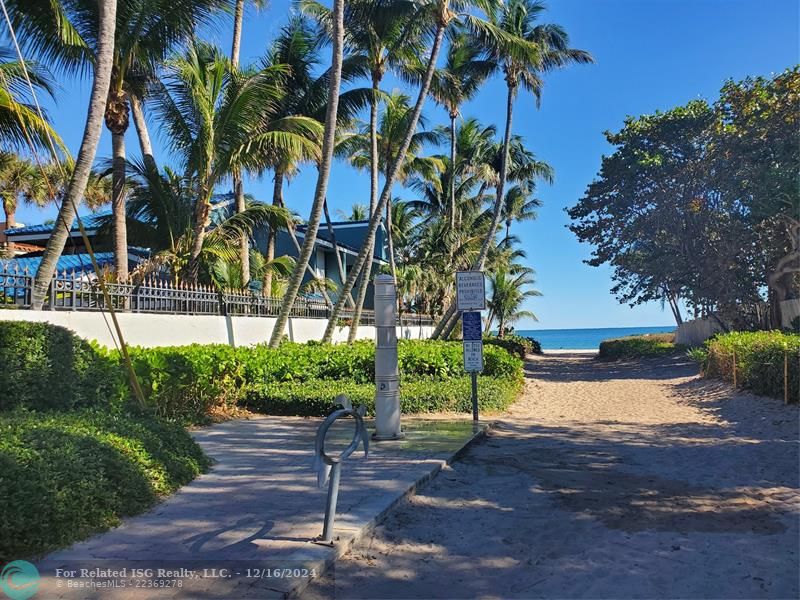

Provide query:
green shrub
left=0, top=321, right=126, bottom=412
left=484, top=334, right=542, bottom=359
left=598, top=333, right=678, bottom=360
left=703, top=330, right=799, bottom=401
left=244, top=375, right=522, bottom=416
left=0, top=409, right=210, bottom=561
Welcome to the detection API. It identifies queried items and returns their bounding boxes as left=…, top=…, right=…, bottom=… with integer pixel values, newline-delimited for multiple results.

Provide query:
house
left=2, top=194, right=388, bottom=307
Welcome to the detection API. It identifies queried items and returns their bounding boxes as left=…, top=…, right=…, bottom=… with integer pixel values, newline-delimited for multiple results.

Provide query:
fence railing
left=0, top=266, right=435, bottom=327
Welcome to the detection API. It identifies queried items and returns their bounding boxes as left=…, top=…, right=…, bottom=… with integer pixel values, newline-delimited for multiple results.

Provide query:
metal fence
left=0, top=265, right=435, bottom=326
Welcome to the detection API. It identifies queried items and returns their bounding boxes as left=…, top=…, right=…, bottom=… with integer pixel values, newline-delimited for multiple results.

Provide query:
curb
left=282, top=420, right=495, bottom=599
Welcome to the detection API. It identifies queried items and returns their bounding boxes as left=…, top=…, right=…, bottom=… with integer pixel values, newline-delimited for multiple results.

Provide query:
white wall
left=675, top=317, right=723, bottom=347
left=780, top=299, right=800, bottom=329
left=0, top=310, right=433, bottom=348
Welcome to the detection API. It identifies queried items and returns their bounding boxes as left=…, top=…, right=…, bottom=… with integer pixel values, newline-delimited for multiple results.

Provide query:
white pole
left=373, top=274, right=402, bottom=439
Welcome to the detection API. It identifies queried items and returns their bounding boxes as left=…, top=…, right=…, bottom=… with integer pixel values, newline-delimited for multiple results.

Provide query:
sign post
left=456, top=272, right=485, bottom=423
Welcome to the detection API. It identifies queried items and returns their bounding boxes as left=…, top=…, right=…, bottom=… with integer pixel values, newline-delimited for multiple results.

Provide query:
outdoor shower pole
left=373, top=274, right=402, bottom=440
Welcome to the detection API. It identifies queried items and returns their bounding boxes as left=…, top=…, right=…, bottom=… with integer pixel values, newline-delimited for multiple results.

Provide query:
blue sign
left=461, top=311, right=482, bottom=342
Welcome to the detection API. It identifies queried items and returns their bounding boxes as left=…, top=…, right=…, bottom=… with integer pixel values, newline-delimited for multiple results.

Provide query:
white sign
left=456, top=271, right=486, bottom=311
left=463, top=341, right=484, bottom=372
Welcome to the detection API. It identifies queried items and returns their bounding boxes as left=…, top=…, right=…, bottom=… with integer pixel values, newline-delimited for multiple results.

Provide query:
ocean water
left=515, top=326, right=676, bottom=350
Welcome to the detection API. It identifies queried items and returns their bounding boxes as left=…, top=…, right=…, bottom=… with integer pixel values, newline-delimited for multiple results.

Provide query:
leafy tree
left=713, top=67, right=800, bottom=327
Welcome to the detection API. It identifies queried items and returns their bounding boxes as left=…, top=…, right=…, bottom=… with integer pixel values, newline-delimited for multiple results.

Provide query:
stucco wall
left=0, top=310, right=433, bottom=348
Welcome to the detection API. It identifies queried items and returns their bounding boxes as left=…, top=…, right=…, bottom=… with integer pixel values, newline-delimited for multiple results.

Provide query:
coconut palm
left=501, top=182, right=541, bottom=240
left=485, top=264, right=540, bottom=337
left=427, top=32, right=493, bottom=227
left=267, top=0, right=346, bottom=348
left=22, top=0, right=117, bottom=308
left=7, top=0, right=228, bottom=280
left=152, top=41, right=321, bottom=283
left=432, top=0, right=591, bottom=338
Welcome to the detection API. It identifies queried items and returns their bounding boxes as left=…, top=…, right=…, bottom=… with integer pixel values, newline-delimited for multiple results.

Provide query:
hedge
left=0, top=321, right=524, bottom=423
left=0, top=321, right=126, bottom=412
left=244, top=375, right=522, bottom=416
left=0, top=409, right=210, bottom=561
left=598, top=333, right=679, bottom=360
left=700, top=330, right=799, bottom=401
left=484, top=334, right=542, bottom=359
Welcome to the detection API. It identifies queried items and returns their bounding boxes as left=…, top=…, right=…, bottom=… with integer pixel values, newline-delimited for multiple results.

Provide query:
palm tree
left=486, top=264, right=540, bottom=337
left=153, top=41, right=321, bottom=283
left=501, top=182, right=541, bottom=240
left=267, top=0, right=346, bottom=348
left=432, top=0, right=591, bottom=339
left=0, top=155, right=47, bottom=253
left=24, top=0, right=118, bottom=308
left=8, top=0, right=227, bottom=281
left=121, top=159, right=292, bottom=284
left=428, top=32, right=493, bottom=227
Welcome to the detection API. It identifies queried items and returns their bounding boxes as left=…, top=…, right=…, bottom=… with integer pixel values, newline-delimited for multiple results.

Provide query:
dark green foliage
left=0, top=321, right=127, bottom=412
left=245, top=376, right=522, bottom=416
left=703, top=331, right=799, bottom=401
left=0, top=409, right=210, bottom=561
left=598, top=333, right=679, bottom=360
left=127, top=340, right=522, bottom=423
left=484, top=334, right=542, bottom=358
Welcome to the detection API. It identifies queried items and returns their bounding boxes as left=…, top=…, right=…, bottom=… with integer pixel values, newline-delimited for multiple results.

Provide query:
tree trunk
left=129, top=94, right=156, bottom=174
left=31, top=0, right=117, bottom=307
left=449, top=112, right=456, bottom=228
left=234, top=171, right=249, bottom=286
left=323, top=20, right=447, bottom=344
left=231, top=0, right=244, bottom=68
left=386, top=198, right=397, bottom=281
left=111, top=131, right=129, bottom=281
left=434, top=82, right=516, bottom=340
left=185, top=186, right=211, bottom=283
left=347, top=74, right=382, bottom=342
left=3, top=204, right=15, bottom=255
left=268, top=0, right=344, bottom=348
left=264, top=169, right=283, bottom=295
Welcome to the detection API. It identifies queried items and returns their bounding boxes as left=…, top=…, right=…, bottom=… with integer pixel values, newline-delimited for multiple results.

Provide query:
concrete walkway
left=306, top=354, right=799, bottom=599
left=37, top=416, right=484, bottom=599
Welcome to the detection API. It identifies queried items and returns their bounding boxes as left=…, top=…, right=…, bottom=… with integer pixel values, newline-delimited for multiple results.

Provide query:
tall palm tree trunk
left=264, top=169, right=283, bottom=295
left=323, top=21, right=447, bottom=343
left=231, top=0, right=245, bottom=67
left=386, top=197, right=397, bottom=280
left=230, top=0, right=249, bottom=287
left=433, top=83, right=515, bottom=340
left=347, top=75, right=382, bottom=342
left=129, top=94, right=156, bottom=173
left=111, top=131, right=129, bottom=280
left=32, top=0, right=117, bottom=308
left=267, top=0, right=344, bottom=348
left=449, top=112, right=456, bottom=228
left=185, top=186, right=212, bottom=283
left=234, top=172, right=249, bottom=284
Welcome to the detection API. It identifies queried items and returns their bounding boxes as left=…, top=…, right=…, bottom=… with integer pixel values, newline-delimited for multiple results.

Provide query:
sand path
left=305, top=353, right=799, bottom=599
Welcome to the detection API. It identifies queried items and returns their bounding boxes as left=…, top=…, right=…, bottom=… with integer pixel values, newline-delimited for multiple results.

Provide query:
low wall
left=675, top=317, right=723, bottom=347
left=780, top=299, right=800, bottom=329
left=0, top=310, right=433, bottom=348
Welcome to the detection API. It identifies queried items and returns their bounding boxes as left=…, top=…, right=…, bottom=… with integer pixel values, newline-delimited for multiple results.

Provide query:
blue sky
left=12, top=0, right=800, bottom=329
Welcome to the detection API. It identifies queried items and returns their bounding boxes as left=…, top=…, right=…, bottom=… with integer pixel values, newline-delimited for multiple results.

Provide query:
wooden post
left=784, top=347, right=789, bottom=405
left=732, top=349, right=737, bottom=388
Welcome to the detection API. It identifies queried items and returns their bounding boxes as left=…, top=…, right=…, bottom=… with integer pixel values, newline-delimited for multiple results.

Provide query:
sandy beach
left=306, top=352, right=800, bottom=599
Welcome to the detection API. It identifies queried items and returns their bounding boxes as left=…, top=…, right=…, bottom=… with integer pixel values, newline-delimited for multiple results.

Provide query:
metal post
left=471, top=371, right=479, bottom=423
left=374, top=274, right=402, bottom=440
left=320, top=462, right=341, bottom=544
